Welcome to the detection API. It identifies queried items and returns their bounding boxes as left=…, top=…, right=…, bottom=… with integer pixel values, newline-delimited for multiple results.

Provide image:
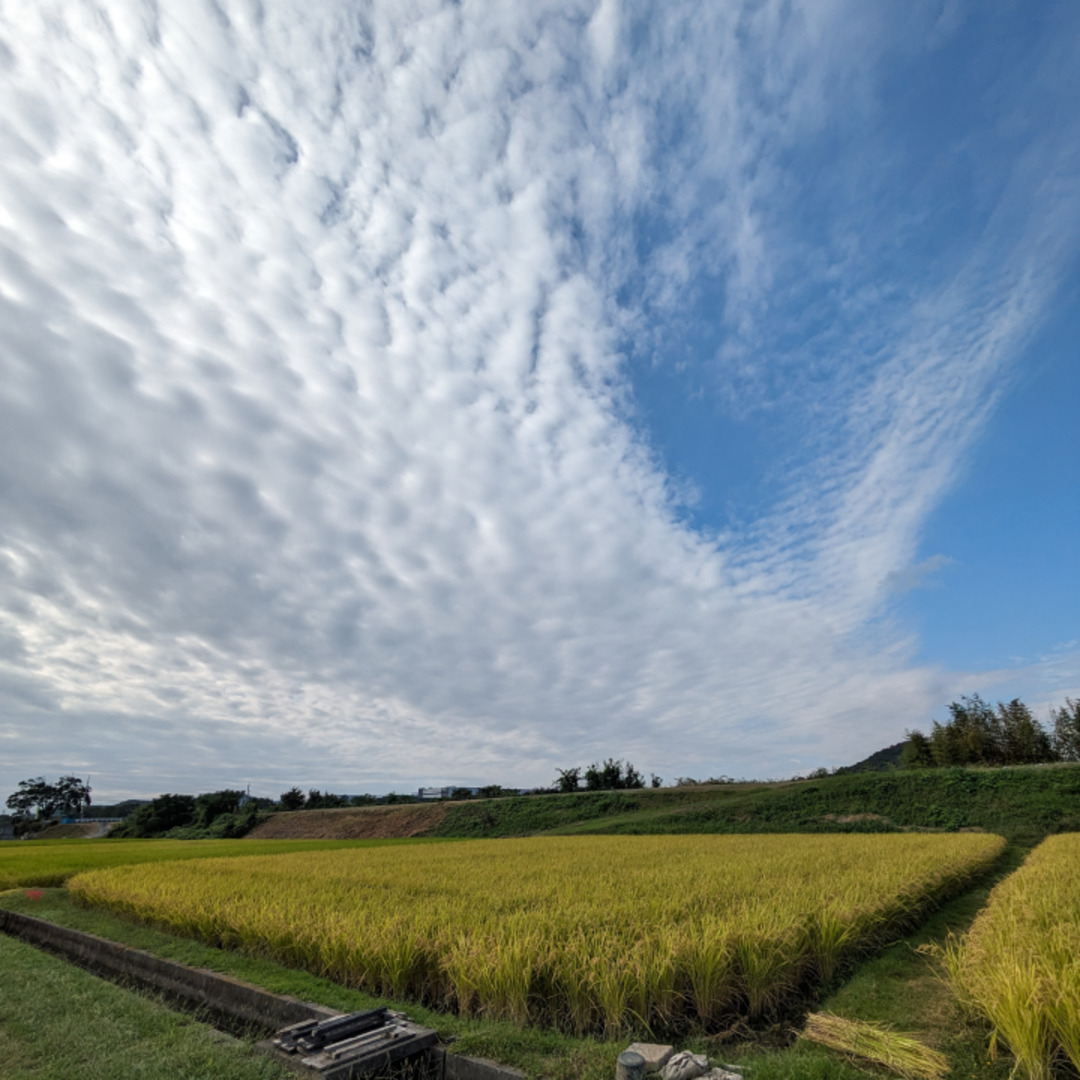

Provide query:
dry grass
left=802, top=1012, right=948, bottom=1080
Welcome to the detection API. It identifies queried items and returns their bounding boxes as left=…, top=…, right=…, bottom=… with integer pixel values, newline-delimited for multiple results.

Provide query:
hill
left=247, top=764, right=1080, bottom=845
left=834, top=741, right=906, bottom=774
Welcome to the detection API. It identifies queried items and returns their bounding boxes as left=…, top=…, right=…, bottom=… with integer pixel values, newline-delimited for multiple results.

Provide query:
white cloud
left=0, top=0, right=1075, bottom=797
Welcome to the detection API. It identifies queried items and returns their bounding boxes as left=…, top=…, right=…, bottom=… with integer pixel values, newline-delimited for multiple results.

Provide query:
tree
left=650, top=773, right=663, bottom=788
left=6, top=777, right=56, bottom=820
left=555, top=768, right=580, bottom=793
left=279, top=787, right=305, bottom=811
left=193, top=789, right=244, bottom=828
left=906, top=695, right=1059, bottom=769
left=113, top=794, right=196, bottom=837
left=900, top=730, right=933, bottom=769
left=997, top=698, right=1056, bottom=765
left=1050, top=698, right=1080, bottom=762
left=582, top=759, right=643, bottom=791
left=52, top=776, right=92, bottom=817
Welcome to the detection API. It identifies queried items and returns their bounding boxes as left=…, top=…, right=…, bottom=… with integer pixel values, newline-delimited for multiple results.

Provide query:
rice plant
left=69, top=833, right=1002, bottom=1036
left=941, top=833, right=1080, bottom=1080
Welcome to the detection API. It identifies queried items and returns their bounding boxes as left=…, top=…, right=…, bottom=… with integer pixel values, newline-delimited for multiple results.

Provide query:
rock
left=625, top=1043, right=675, bottom=1073
left=660, top=1051, right=709, bottom=1080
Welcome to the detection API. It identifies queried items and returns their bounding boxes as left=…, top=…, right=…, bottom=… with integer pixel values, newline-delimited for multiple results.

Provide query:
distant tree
left=113, top=794, right=196, bottom=837
left=929, top=695, right=1000, bottom=766
left=650, top=773, right=663, bottom=788
left=305, top=789, right=349, bottom=809
left=52, top=776, right=92, bottom=817
left=194, top=789, right=244, bottom=828
left=997, top=698, right=1056, bottom=765
left=6, top=777, right=58, bottom=820
left=901, top=730, right=934, bottom=769
left=279, top=787, right=305, bottom=811
left=908, top=695, right=1058, bottom=769
left=555, top=768, right=580, bottom=793
left=350, top=793, right=378, bottom=807
left=582, top=759, right=644, bottom=791
left=1050, top=698, right=1080, bottom=762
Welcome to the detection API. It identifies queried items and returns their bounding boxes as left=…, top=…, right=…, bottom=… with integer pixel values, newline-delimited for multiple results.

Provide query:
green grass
left=436, top=765, right=1080, bottom=844
left=0, top=930, right=293, bottom=1080
left=0, top=837, right=441, bottom=890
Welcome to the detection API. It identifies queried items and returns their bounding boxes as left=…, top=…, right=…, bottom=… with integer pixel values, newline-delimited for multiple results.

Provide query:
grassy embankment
left=429, top=764, right=1080, bottom=844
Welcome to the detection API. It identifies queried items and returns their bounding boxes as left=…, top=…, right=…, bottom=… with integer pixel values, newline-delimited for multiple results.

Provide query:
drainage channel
left=0, top=908, right=524, bottom=1080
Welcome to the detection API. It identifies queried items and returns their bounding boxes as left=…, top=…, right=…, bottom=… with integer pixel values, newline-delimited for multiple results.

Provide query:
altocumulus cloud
left=0, top=0, right=1077, bottom=795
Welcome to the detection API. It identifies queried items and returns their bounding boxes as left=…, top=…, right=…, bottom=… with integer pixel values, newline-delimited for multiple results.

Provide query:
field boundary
left=0, top=906, right=337, bottom=1029
left=0, top=907, right=526, bottom=1080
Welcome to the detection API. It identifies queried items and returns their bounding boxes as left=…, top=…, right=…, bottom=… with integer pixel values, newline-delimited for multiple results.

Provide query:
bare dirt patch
left=31, top=822, right=112, bottom=840
left=246, top=803, right=451, bottom=840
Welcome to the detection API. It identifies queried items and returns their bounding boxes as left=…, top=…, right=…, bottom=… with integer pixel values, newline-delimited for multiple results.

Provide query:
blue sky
left=0, top=0, right=1076, bottom=800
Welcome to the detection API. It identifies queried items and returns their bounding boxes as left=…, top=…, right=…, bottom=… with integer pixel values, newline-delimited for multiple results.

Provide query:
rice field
left=0, top=837, right=428, bottom=890
left=942, top=833, right=1080, bottom=1080
left=70, top=833, right=1003, bottom=1035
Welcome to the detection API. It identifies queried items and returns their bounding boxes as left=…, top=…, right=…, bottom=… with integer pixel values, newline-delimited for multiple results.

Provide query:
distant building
left=0, top=817, right=14, bottom=841
left=418, top=787, right=452, bottom=800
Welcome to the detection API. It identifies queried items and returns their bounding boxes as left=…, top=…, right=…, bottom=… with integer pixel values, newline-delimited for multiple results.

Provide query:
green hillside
left=435, top=764, right=1080, bottom=844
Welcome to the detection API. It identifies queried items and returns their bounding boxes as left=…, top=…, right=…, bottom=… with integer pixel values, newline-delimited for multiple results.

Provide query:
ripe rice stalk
left=68, top=833, right=1004, bottom=1037
left=941, top=833, right=1080, bottom=1080
left=802, top=1012, right=948, bottom=1080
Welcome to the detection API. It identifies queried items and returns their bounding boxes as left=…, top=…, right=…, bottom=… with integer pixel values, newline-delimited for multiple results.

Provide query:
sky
left=0, top=0, right=1077, bottom=801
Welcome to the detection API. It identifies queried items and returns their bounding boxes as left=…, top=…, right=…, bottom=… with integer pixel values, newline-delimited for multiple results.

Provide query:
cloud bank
left=0, top=0, right=1076, bottom=795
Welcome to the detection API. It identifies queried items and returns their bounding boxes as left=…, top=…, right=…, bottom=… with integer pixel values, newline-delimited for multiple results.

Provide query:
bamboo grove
left=69, top=834, right=1002, bottom=1036
left=942, top=833, right=1080, bottom=1080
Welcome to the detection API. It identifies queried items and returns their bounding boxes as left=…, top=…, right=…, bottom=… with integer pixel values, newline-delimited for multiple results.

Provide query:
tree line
left=5, top=776, right=92, bottom=820
left=554, top=758, right=659, bottom=792
left=902, top=696, right=1080, bottom=769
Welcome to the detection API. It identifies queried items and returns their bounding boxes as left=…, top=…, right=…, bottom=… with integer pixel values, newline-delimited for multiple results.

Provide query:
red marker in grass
left=25, top=890, right=43, bottom=901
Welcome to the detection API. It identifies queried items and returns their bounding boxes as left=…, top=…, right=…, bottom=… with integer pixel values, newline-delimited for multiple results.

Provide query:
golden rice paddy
left=69, top=833, right=1003, bottom=1035
left=942, top=832, right=1080, bottom=1080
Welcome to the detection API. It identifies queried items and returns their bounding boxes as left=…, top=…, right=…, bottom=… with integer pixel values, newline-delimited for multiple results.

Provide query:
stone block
left=625, top=1043, right=674, bottom=1074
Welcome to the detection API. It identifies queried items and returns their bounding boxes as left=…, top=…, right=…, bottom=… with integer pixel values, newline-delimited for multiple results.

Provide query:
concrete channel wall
left=0, top=908, right=524, bottom=1080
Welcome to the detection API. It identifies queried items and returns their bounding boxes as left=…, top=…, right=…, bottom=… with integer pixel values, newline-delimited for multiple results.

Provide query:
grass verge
left=0, top=930, right=291, bottom=1080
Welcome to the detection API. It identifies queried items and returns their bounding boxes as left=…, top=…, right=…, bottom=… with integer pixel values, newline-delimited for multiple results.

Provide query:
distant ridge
left=834, top=741, right=906, bottom=775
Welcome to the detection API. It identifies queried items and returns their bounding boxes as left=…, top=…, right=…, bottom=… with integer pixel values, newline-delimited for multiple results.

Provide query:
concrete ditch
left=0, top=907, right=525, bottom=1080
